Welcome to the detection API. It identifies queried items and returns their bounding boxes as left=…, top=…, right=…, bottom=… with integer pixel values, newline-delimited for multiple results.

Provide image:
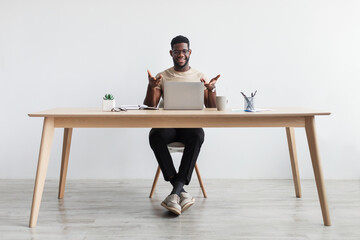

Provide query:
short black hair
left=171, top=35, right=190, bottom=49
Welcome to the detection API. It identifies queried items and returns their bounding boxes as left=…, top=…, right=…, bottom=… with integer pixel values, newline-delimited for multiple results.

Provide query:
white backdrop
left=1, top=0, right=359, bottom=180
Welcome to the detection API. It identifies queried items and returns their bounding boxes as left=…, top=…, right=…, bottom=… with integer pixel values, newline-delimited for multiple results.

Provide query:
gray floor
left=0, top=179, right=359, bottom=240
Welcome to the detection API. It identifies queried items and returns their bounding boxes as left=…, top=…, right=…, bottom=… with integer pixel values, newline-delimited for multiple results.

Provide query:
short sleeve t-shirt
left=155, top=67, right=208, bottom=91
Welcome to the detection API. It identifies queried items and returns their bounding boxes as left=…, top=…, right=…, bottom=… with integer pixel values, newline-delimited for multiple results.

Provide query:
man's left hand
left=200, top=74, right=220, bottom=91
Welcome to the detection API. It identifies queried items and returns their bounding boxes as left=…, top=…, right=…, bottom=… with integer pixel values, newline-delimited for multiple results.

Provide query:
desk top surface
left=29, top=107, right=331, bottom=118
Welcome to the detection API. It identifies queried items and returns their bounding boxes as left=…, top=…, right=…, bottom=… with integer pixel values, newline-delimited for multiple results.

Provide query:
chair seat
left=167, top=142, right=185, bottom=153
left=167, top=142, right=185, bottom=148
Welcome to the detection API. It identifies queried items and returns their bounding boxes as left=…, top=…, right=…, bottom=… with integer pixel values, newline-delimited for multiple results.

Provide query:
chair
left=149, top=142, right=207, bottom=198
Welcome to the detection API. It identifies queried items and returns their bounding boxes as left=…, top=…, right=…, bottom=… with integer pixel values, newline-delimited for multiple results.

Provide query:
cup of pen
left=241, top=91, right=256, bottom=111
left=244, top=97, right=255, bottom=111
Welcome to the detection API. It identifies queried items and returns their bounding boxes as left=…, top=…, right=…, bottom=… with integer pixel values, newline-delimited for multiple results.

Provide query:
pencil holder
left=244, top=97, right=255, bottom=111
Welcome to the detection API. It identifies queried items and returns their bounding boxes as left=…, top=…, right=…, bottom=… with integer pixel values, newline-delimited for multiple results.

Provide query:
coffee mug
left=216, top=96, right=227, bottom=111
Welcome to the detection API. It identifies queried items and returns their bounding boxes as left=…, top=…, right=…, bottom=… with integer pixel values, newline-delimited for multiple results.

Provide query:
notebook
left=163, top=82, right=204, bottom=110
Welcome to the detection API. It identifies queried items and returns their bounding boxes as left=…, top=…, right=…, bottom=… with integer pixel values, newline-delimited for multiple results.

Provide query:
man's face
left=170, top=43, right=192, bottom=69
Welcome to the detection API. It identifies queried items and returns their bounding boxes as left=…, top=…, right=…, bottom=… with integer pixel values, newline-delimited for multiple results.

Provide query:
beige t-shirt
left=155, top=67, right=208, bottom=91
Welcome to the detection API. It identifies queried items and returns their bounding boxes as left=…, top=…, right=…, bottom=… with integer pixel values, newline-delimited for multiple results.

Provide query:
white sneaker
left=161, top=194, right=181, bottom=215
left=180, top=192, right=195, bottom=212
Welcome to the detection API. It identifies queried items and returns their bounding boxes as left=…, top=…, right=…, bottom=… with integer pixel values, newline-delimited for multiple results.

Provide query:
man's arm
left=204, top=88, right=217, bottom=108
left=143, top=70, right=162, bottom=107
left=201, top=74, right=220, bottom=108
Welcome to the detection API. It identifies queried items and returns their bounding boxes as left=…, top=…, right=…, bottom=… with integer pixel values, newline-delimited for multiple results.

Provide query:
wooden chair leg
left=149, top=163, right=208, bottom=198
left=195, top=163, right=207, bottom=198
left=58, top=128, right=73, bottom=199
left=149, top=166, right=161, bottom=198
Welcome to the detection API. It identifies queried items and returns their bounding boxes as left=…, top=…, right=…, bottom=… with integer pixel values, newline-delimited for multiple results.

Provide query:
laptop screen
left=163, top=82, right=204, bottom=110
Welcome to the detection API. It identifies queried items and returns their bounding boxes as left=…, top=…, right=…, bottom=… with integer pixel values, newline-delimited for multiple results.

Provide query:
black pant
left=149, top=128, right=204, bottom=185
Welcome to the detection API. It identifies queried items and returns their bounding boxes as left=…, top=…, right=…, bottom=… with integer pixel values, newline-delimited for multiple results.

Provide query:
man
left=144, top=35, right=220, bottom=216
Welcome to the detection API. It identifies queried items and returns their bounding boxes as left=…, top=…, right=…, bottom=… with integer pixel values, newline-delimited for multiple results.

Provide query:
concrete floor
left=1, top=179, right=359, bottom=240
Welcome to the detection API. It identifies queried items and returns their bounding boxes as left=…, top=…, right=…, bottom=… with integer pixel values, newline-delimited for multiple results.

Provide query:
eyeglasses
left=172, top=49, right=190, bottom=56
left=111, top=107, right=127, bottom=112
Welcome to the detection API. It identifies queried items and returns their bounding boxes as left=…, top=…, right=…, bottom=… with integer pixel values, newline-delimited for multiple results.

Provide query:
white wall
left=1, top=0, right=359, bottom=180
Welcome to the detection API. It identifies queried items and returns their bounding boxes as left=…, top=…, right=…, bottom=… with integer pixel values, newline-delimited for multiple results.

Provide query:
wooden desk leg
left=29, top=117, right=55, bottom=228
left=58, top=128, right=73, bottom=199
left=305, top=117, right=331, bottom=226
left=286, top=127, right=302, bottom=198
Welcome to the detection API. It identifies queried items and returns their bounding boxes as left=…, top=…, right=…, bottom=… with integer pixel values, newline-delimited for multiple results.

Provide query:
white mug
left=216, top=96, right=227, bottom=111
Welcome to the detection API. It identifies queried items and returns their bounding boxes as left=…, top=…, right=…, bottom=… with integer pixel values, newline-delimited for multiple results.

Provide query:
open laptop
left=163, top=82, right=204, bottom=110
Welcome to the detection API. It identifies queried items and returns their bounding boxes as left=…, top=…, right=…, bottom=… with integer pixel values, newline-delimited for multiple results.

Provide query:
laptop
left=163, top=82, right=204, bottom=110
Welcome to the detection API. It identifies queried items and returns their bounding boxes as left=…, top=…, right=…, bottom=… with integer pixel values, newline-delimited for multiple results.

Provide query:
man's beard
left=173, top=57, right=190, bottom=69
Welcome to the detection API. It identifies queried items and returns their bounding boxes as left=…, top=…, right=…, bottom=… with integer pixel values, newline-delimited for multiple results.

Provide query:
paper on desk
left=120, top=105, right=158, bottom=110
left=120, top=105, right=142, bottom=110
left=231, top=108, right=273, bottom=112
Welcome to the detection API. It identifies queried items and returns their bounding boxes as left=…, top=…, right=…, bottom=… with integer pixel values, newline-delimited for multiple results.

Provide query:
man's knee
left=188, top=128, right=205, bottom=144
left=149, top=128, right=173, bottom=149
left=149, top=129, right=162, bottom=149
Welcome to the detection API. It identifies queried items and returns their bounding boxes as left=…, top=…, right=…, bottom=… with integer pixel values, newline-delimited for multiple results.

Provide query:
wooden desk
left=28, top=107, right=331, bottom=227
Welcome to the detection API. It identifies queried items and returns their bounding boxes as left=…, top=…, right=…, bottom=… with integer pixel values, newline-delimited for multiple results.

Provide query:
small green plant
left=103, top=94, right=114, bottom=100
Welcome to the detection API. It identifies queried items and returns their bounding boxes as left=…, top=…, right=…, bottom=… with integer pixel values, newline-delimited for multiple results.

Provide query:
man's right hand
left=147, top=70, right=162, bottom=88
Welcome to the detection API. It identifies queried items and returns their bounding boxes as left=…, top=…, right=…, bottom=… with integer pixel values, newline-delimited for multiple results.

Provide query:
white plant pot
left=102, top=99, right=115, bottom=111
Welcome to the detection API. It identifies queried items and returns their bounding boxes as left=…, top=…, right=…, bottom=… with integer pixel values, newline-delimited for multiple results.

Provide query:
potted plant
left=102, top=93, right=115, bottom=111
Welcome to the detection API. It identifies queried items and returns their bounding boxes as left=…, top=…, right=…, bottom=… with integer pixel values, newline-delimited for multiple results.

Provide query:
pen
left=250, top=90, right=257, bottom=98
